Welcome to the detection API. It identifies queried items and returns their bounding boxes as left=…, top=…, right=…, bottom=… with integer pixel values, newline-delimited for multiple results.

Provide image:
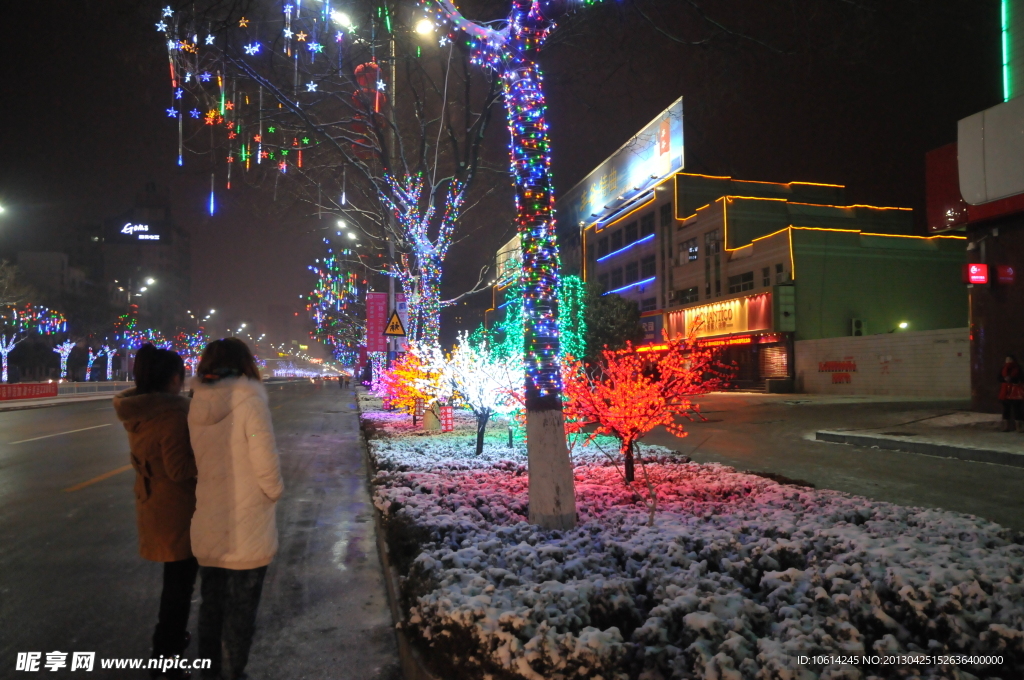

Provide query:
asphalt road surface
left=0, top=381, right=399, bottom=679
left=641, top=393, right=1024, bottom=531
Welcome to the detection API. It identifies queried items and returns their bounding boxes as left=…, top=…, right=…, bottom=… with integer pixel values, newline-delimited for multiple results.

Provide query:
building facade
left=925, top=0, right=1024, bottom=411
left=579, top=173, right=967, bottom=389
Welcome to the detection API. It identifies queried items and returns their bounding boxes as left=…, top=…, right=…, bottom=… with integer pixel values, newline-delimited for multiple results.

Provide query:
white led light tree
left=85, top=347, right=104, bottom=382
left=0, top=334, right=22, bottom=384
left=446, top=333, right=524, bottom=455
left=53, top=340, right=75, bottom=381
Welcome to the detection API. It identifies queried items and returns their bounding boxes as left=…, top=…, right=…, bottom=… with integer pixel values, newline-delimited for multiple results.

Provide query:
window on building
left=728, top=271, right=755, bottom=293
left=704, top=229, right=721, bottom=255
left=678, top=286, right=699, bottom=304
left=625, top=261, right=639, bottom=284
left=763, top=266, right=771, bottom=287
left=611, top=230, right=623, bottom=252
left=624, top=222, right=638, bottom=245
left=610, top=268, right=623, bottom=289
left=641, top=297, right=657, bottom=312
left=680, top=238, right=698, bottom=262
left=641, top=255, right=656, bottom=278
left=775, top=263, right=785, bottom=284
left=598, top=273, right=609, bottom=292
left=660, top=202, right=673, bottom=227
left=640, top=213, right=655, bottom=237
left=596, top=236, right=609, bottom=259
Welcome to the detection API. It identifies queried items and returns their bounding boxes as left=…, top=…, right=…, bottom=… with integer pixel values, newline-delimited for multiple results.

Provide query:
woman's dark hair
left=197, top=338, right=261, bottom=383
left=133, top=344, right=186, bottom=394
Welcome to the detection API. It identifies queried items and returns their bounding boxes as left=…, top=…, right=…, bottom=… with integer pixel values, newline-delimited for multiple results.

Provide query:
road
left=0, top=381, right=399, bottom=679
left=641, top=393, right=1024, bottom=531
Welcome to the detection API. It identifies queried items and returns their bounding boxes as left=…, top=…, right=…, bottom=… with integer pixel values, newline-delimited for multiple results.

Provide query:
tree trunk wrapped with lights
left=424, top=0, right=592, bottom=529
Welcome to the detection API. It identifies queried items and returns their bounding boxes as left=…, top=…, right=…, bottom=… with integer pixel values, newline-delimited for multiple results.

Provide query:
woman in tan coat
left=113, top=344, right=196, bottom=677
left=189, top=338, right=283, bottom=680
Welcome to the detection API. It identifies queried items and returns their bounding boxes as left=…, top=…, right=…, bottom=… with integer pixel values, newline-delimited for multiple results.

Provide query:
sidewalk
left=817, top=410, right=1024, bottom=467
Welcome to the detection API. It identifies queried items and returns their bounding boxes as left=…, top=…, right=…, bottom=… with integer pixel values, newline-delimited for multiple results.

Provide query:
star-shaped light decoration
left=283, top=28, right=294, bottom=39
left=226, top=101, right=234, bottom=110
left=200, top=72, right=212, bottom=82
left=268, top=126, right=276, bottom=133
left=279, top=161, right=288, bottom=172
left=281, top=149, right=290, bottom=156
left=205, top=35, right=215, bottom=45
left=166, top=107, right=178, bottom=117
left=439, top=35, right=451, bottom=47
left=227, top=155, right=235, bottom=163
left=228, top=131, right=237, bottom=139
left=174, top=88, right=183, bottom=99
left=244, top=43, right=261, bottom=55
left=155, top=21, right=167, bottom=31
left=162, top=6, right=173, bottom=17
left=239, top=17, right=249, bottom=27
left=302, top=137, right=310, bottom=144
left=253, top=134, right=262, bottom=143
left=185, top=72, right=192, bottom=82
left=376, top=79, right=386, bottom=92
left=260, top=151, right=269, bottom=159
left=306, top=81, right=318, bottom=92
left=308, top=42, right=323, bottom=53
left=296, top=31, right=308, bottom=41
left=283, top=4, right=294, bottom=15
left=190, top=109, right=201, bottom=118
left=336, top=31, right=344, bottom=43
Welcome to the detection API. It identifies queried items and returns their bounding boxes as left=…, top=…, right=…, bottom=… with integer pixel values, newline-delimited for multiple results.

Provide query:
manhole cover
left=881, top=431, right=916, bottom=436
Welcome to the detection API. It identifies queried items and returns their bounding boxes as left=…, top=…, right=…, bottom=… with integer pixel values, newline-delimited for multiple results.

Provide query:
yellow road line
left=63, top=464, right=133, bottom=493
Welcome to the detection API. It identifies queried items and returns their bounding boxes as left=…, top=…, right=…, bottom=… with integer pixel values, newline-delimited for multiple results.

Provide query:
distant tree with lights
left=563, top=333, right=732, bottom=483
left=307, top=243, right=365, bottom=359
left=53, top=340, right=76, bottom=381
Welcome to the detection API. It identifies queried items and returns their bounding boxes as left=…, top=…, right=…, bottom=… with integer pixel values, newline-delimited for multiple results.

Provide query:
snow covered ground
left=360, top=398, right=1024, bottom=680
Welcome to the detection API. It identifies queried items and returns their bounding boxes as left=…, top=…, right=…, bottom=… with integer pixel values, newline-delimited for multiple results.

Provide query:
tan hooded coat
left=112, top=389, right=196, bottom=562
left=188, top=376, right=284, bottom=570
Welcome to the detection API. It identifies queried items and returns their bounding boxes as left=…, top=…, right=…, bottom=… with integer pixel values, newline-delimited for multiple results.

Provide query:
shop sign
left=365, top=292, right=389, bottom=352
left=962, top=263, right=988, bottom=284
left=679, top=293, right=772, bottom=339
left=996, top=264, right=1016, bottom=285
left=0, top=383, right=59, bottom=401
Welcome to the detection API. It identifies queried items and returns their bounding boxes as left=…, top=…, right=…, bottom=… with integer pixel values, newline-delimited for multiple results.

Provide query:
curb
left=0, top=393, right=117, bottom=412
left=815, top=430, right=1024, bottom=468
left=356, top=393, right=440, bottom=680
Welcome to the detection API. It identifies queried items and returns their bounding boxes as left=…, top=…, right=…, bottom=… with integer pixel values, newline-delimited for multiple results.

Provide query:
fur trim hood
left=113, top=389, right=190, bottom=431
left=188, top=376, right=268, bottom=426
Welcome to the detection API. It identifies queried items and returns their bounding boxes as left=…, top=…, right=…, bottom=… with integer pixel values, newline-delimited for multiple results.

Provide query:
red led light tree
left=563, top=333, right=732, bottom=483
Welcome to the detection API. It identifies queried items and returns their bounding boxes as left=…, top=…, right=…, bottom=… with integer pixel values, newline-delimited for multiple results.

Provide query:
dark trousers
left=1003, top=399, right=1023, bottom=420
left=153, top=557, right=199, bottom=657
left=198, top=566, right=267, bottom=680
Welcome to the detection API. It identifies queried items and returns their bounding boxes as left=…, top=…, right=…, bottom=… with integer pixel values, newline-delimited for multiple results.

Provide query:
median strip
left=8, top=423, right=112, bottom=445
left=63, top=465, right=132, bottom=493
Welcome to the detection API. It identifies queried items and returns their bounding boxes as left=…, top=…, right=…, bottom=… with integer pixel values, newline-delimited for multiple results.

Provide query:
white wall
left=795, top=328, right=969, bottom=397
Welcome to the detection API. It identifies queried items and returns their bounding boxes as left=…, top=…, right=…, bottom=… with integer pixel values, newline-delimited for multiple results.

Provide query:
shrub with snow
left=362, top=406, right=1024, bottom=680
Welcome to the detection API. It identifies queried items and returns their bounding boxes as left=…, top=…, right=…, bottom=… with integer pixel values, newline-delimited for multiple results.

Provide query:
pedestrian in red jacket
left=999, top=355, right=1024, bottom=432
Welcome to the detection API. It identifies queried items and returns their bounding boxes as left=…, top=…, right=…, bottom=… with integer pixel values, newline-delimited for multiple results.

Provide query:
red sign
left=440, top=405, right=454, bottom=432
left=365, top=292, right=389, bottom=352
left=0, top=382, right=59, bottom=401
left=414, top=398, right=425, bottom=418
left=963, top=263, right=989, bottom=285
left=997, top=264, right=1017, bottom=285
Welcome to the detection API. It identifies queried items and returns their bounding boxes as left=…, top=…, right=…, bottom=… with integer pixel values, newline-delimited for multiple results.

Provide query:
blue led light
left=596, top=233, right=655, bottom=262
left=604, top=276, right=656, bottom=296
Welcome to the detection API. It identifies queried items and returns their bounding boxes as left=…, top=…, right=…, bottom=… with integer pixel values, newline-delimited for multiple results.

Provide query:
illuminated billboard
left=557, top=97, right=684, bottom=232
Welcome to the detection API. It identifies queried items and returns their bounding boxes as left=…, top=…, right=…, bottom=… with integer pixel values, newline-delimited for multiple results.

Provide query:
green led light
left=1003, top=0, right=1011, bottom=102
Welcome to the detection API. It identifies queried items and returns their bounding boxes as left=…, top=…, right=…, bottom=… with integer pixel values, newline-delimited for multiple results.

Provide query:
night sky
left=0, top=0, right=1001, bottom=338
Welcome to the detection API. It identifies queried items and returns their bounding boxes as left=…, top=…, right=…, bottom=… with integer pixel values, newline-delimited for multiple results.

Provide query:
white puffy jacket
left=188, top=376, right=284, bottom=570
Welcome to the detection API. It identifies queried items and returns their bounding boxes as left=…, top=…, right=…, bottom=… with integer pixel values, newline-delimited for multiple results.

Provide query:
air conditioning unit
left=851, top=319, right=865, bottom=336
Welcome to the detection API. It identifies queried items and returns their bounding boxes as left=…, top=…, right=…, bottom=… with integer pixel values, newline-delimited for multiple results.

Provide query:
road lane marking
left=64, top=464, right=132, bottom=493
left=9, top=423, right=112, bottom=445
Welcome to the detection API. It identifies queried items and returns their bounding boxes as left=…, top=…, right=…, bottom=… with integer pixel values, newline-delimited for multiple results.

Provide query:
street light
left=145, top=277, right=156, bottom=285
left=415, top=18, right=434, bottom=35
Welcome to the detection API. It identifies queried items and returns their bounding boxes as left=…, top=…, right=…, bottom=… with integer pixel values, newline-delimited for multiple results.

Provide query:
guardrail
left=58, top=381, right=134, bottom=396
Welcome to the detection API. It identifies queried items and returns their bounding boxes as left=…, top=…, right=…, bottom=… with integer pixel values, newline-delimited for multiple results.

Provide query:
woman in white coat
left=188, top=339, right=283, bottom=680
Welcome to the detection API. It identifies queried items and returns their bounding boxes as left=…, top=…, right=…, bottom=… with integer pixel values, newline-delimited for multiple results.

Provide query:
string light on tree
left=53, top=340, right=75, bottom=381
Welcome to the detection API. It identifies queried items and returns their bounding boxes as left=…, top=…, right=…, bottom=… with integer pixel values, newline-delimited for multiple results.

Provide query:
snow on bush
left=362, top=407, right=1024, bottom=680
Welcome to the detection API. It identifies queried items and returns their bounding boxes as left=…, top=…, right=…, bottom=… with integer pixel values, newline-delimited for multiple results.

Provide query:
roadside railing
left=57, top=381, right=134, bottom=396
